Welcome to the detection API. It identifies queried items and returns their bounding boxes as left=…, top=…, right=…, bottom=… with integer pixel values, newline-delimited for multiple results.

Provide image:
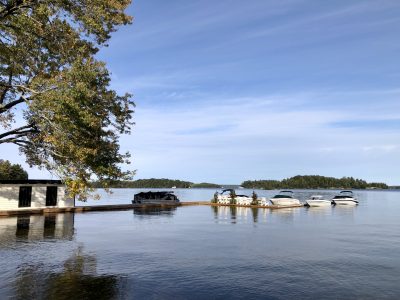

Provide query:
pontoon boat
left=132, top=191, right=180, bottom=205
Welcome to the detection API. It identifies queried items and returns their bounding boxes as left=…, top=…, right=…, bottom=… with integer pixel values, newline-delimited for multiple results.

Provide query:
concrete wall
left=0, top=185, right=74, bottom=211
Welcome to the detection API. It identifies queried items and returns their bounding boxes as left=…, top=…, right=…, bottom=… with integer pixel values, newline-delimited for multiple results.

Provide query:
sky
left=2, top=0, right=400, bottom=185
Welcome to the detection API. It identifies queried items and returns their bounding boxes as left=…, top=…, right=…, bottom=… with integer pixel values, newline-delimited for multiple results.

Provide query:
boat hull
left=306, top=200, right=332, bottom=207
left=269, top=198, right=301, bottom=206
left=332, top=199, right=358, bottom=205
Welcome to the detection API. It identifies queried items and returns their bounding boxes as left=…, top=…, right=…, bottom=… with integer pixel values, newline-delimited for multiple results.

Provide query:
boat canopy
left=221, top=189, right=235, bottom=194
left=279, top=190, right=294, bottom=194
left=339, top=191, right=353, bottom=196
left=133, top=191, right=179, bottom=201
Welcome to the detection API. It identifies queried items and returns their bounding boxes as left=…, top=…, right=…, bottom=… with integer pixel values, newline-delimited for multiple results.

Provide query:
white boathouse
left=0, top=180, right=74, bottom=211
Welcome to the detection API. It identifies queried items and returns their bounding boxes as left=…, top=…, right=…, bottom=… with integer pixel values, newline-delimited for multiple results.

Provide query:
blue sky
left=2, top=0, right=400, bottom=184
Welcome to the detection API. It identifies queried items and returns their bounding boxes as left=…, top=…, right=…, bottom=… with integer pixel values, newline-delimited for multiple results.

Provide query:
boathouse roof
left=0, top=180, right=63, bottom=185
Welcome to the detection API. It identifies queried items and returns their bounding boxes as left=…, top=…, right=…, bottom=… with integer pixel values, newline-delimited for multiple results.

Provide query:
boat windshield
left=340, top=190, right=353, bottom=195
left=221, top=189, right=235, bottom=195
left=333, top=195, right=353, bottom=199
left=273, top=194, right=293, bottom=199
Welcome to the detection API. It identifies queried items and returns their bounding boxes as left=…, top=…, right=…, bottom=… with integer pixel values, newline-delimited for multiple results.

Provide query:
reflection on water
left=0, top=190, right=400, bottom=299
left=0, top=213, right=74, bottom=246
left=251, top=207, right=258, bottom=223
left=13, top=247, right=126, bottom=300
left=133, top=206, right=177, bottom=217
left=305, top=206, right=333, bottom=217
left=212, top=206, right=306, bottom=224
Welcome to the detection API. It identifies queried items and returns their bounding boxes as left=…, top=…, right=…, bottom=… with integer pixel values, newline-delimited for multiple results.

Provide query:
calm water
left=1, top=189, right=400, bottom=299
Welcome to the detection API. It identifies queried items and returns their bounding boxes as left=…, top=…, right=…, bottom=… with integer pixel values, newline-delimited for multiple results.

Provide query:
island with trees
left=91, top=179, right=222, bottom=189
left=241, top=175, right=388, bottom=190
left=90, top=175, right=389, bottom=190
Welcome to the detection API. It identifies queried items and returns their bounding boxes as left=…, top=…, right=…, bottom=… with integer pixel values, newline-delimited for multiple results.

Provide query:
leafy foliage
left=0, top=0, right=134, bottom=200
left=0, top=159, right=28, bottom=180
left=229, top=189, right=236, bottom=204
left=251, top=191, right=258, bottom=205
left=191, top=182, right=221, bottom=188
left=242, top=175, right=388, bottom=190
left=212, top=191, right=218, bottom=203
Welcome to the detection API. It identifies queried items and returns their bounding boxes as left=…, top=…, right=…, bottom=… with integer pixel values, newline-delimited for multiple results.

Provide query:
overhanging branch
left=0, top=123, right=36, bottom=141
left=0, top=96, right=25, bottom=114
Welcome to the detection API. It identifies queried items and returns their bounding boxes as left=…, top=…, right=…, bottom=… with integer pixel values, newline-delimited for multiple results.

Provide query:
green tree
left=0, top=159, right=28, bottom=180
left=251, top=190, right=258, bottom=205
left=0, top=1, right=134, bottom=200
left=212, top=191, right=218, bottom=203
left=229, top=189, right=236, bottom=205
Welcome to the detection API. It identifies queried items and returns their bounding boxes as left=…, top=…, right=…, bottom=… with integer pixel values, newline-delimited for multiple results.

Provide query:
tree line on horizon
left=241, top=175, right=388, bottom=190
left=90, top=178, right=221, bottom=189
left=90, top=175, right=390, bottom=189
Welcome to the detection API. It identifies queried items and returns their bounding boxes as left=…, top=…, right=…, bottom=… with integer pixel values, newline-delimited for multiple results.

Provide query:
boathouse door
left=18, top=186, right=32, bottom=208
left=46, top=186, right=58, bottom=206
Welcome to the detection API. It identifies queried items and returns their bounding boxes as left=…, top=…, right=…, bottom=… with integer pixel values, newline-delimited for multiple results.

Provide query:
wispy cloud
left=3, top=0, right=400, bottom=184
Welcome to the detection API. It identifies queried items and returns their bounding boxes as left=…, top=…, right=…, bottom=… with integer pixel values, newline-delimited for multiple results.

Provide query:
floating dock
left=0, top=201, right=304, bottom=217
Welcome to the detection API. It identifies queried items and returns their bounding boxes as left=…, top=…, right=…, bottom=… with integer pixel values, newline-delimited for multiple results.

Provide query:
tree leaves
left=0, top=159, right=28, bottom=180
left=0, top=0, right=134, bottom=200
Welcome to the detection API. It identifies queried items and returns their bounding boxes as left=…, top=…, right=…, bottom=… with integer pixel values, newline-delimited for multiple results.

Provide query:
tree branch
left=0, top=70, right=13, bottom=105
left=0, top=123, right=35, bottom=140
left=0, top=96, right=26, bottom=114
left=0, top=137, right=31, bottom=145
left=0, top=0, right=33, bottom=20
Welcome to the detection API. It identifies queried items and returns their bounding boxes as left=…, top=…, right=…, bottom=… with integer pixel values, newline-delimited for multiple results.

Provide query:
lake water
left=1, top=189, right=400, bottom=299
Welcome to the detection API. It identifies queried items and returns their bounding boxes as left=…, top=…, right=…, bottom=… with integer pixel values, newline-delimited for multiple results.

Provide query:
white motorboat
left=305, top=195, right=332, bottom=207
left=256, top=197, right=269, bottom=206
left=332, top=191, right=358, bottom=205
left=269, top=191, right=301, bottom=206
left=217, top=189, right=252, bottom=205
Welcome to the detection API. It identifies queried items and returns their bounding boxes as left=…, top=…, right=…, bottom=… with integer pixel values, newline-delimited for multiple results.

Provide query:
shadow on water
left=13, top=247, right=126, bottom=300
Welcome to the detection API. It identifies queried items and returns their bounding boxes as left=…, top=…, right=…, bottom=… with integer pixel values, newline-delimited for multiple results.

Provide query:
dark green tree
left=229, top=189, right=236, bottom=205
left=251, top=190, right=258, bottom=205
left=0, top=159, right=28, bottom=180
left=212, top=191, right=219, bottom=203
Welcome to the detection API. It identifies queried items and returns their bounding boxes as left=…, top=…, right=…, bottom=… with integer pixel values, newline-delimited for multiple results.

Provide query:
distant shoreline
left=93, top=187, right=399, bottom=191
left=91, top=175, right=393, bottom=190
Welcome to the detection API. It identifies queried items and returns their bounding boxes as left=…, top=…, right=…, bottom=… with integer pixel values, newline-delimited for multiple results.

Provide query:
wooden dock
left=0, top=201, right=304, bottom=217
